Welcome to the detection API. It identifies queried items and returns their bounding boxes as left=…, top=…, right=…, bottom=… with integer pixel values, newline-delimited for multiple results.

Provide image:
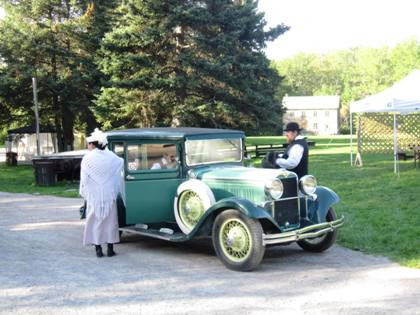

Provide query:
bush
left=339, top=125, right=350, bottom=135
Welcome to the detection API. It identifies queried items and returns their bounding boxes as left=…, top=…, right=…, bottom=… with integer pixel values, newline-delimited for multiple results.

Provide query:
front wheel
left=212, top=209, right=265, bottom=271
left=297, top=207, right=338, bottom=252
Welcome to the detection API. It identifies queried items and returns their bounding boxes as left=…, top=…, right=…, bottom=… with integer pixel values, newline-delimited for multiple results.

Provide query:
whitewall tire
left=174, top=179, right=216, bottom=234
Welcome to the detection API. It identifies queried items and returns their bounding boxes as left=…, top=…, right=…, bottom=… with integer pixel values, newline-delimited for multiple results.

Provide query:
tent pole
left=355, top=115, right=363, bottom=167
left=350, top=112, right=353, bottom=166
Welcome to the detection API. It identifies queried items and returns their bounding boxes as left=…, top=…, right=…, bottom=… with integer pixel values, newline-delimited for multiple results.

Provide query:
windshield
left=185, top=138, right=242, bottom=166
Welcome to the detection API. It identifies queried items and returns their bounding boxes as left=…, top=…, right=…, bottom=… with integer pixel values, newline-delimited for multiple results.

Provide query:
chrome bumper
left=262, top=216, right=344, bottom=246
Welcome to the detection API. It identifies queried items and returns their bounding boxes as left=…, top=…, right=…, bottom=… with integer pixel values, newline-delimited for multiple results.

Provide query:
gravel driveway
left=1, top=192, right=419, bottom=315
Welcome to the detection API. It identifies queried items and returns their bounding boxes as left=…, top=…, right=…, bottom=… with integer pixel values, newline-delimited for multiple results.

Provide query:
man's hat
left=86, top=128, right=108, bottom=145
left=284, top=122, right=301, bottom=132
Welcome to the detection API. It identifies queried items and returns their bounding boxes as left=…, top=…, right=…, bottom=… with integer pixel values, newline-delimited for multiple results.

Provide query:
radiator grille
left=281, top=177, right=298, bottom=198
left=273, top=198, right=300, bottom=228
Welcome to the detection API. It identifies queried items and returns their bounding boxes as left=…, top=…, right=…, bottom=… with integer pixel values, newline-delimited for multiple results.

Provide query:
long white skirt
left=83, top=200, right=120, bottom=246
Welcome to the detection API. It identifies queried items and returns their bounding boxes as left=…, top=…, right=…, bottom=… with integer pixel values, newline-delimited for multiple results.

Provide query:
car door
left=122, top=140, right=183, bottom=225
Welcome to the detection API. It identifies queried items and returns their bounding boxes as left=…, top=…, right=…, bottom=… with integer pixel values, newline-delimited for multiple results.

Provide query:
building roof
left=106, top=127, right=244, bottom=140
left=282, top=96, right=340, bottom=110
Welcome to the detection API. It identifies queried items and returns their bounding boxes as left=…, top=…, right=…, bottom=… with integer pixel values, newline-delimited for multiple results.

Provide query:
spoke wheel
left=212, top=209, right=265, bottom=271
left=219, top=218, right=252, bottom=262
left=178, top=190, right=205, bottom=231
left=297, top=207, right=338, bottom=252
left=174, top=180, right=215, bottom=234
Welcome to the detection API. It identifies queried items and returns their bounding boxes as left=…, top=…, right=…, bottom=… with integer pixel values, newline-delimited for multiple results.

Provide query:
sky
left=1, top=1, right=420, bottom=60
left=259, top=0, right=420, bottom=60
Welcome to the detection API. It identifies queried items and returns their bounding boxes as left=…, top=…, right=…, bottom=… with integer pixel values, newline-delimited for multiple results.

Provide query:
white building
left=282, top=95, right=340, bottom=135
left=6, top=126, right=58, bottom=163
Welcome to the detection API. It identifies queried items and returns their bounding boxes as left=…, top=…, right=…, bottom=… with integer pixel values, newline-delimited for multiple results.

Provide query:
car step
left=119, top=226, right=186, bottom=242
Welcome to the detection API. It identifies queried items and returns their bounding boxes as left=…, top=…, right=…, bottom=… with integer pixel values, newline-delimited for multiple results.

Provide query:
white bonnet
left=86, top=128, right=108, bottom=146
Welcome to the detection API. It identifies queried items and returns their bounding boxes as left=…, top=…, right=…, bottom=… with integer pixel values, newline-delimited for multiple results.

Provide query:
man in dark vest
left=276, top=122, right=308, bottom=178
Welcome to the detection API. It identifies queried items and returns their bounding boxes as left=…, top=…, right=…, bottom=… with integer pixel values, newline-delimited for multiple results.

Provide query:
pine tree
left=97, top=0, right=289, bottom=134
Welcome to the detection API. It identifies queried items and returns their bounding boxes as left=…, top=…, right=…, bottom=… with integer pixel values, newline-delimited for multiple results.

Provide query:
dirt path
left=1, top=192, right=419, bottom=314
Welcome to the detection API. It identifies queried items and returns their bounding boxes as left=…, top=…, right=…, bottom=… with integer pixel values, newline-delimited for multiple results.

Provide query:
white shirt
left=150, top=157, right=168, bottom=169
left=275, top=135, right=305, bottom=170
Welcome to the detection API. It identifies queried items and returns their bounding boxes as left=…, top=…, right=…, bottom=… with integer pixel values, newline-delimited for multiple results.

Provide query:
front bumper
left=262, top=216, right=344, bottom=246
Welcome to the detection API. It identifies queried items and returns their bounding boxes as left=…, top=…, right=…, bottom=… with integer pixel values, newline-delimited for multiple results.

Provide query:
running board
left=119, top=226, right=188, bottom=242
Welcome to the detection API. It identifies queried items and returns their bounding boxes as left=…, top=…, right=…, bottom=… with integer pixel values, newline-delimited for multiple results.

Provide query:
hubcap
left=179, top=191, right=205, bottom=229
left=219, top=218, right=252, bottom=262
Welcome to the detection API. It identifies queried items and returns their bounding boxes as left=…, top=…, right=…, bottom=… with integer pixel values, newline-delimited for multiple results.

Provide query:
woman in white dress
left=80, top=129, right=124, bottom=257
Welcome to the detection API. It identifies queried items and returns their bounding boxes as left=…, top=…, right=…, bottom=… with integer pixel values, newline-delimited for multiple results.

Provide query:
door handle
left=126, top=175, right=135, bottom=180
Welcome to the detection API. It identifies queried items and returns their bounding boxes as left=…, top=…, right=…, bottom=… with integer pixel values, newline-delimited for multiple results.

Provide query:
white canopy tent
left=350, top=69, right=420, bottom=175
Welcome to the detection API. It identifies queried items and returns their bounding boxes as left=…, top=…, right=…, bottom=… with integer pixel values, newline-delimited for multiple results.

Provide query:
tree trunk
left=85, top=107, right=98, bottom=135
left=61, top=104, right=74, bottom=151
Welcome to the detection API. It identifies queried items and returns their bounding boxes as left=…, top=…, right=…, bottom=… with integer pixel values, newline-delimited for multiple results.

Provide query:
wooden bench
left=255, top=144, right=285, bottom=157
left=246, top=141, right=316, bottom=158
left=398, top=152, right=414, bottom=161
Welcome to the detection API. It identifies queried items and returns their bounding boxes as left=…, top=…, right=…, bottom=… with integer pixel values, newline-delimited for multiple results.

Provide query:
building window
left=301, top=111, right=305, bottom=118
left=313, top=123, right=318, bottom=129
left=313, top=111, right=317, bottom=117
left=289, top=112, right=294, bottom=117
left=325, top=110, right=330, bottom=117
left=325, top=124, right=329, bottom=130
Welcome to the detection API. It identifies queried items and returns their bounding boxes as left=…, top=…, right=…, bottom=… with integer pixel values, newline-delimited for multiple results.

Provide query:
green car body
left=106, top=127, right=344, bottom=271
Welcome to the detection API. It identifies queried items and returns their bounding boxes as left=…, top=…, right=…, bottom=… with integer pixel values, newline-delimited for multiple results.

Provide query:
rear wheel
left=297, top=207, right=338, bottom=252
left=212, top=209, right=265, bottom=271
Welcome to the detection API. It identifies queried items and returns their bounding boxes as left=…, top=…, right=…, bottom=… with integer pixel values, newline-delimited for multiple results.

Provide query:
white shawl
left=79, top=148, right=124, bottom=220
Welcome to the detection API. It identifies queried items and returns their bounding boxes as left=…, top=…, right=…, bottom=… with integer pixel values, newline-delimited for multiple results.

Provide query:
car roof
left=106, top=127, right=245, bottom=140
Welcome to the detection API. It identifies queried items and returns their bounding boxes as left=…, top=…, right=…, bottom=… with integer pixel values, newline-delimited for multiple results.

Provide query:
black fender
left=186, top=197, right=280, bottom=238
left=306, top=186, right=340, bottom=223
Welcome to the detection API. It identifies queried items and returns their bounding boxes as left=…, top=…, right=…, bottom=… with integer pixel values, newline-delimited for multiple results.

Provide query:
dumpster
left=33, top=159, right=56, bottom=186
left=31, top=150, right=86, bottom=186
left=6, top=152, right=18, bottom=166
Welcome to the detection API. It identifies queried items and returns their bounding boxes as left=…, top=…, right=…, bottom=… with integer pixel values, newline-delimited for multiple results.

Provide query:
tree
left=97, top=0, right=289, bottom=134
left=273, top=39, right=420, bottom=130
left=0, top=0, right=117, bottom=150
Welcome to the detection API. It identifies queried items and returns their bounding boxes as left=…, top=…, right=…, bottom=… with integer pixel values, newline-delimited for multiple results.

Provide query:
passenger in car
left=151, top=152, right=177, bottom=169
left=128, top=158, right=140, bottom=170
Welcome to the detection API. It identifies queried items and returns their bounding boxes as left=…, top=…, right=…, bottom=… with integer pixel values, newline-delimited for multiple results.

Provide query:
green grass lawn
left=1, top=135, right=419, bottom=268
left=0, top=163, right=79, bottom=198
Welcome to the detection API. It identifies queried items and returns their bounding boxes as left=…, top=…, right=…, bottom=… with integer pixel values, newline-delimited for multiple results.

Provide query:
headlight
left=300, top=175, right=317, bottom=195
left=264, top=179, right=284, bottom=200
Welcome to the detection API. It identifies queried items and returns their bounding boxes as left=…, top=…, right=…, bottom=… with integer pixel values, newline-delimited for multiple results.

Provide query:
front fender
left=187, top=197, right=279, bottom=238
left=307, top=186, right=340, bottom=223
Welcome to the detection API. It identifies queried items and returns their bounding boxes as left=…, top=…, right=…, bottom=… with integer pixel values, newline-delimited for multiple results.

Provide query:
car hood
left=191, top=165, right=296, bottom=182
left=189, top=165, right=297, bottom=205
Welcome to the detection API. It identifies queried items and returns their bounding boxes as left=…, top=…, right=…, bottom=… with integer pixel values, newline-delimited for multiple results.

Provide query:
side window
left=127, top=143, right=178, bottom=172
left=127, top=144, right=145, bottom=171
left=113, top=142, right=124, bottom=158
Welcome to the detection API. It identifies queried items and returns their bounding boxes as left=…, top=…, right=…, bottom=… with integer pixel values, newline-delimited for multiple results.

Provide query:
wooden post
left=32, top=77, right=40, bottom=156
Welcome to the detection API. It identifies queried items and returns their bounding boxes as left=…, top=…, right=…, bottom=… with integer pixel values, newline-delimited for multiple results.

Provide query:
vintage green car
left=107, top=128, right=344, bottom=271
